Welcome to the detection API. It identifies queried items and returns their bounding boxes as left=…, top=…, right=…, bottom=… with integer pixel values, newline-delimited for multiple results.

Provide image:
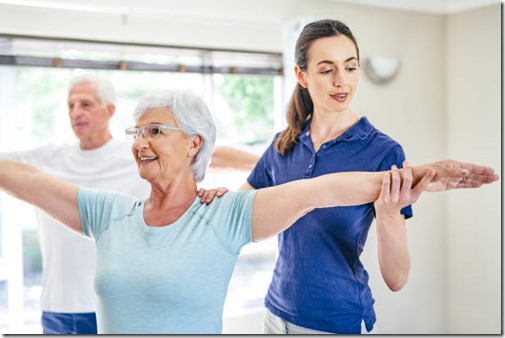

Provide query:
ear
left=106, top=104, right=116, bottom=118
left=294, top=65, right=308, bottom=88
left=188, top=134, right=203, bottom=157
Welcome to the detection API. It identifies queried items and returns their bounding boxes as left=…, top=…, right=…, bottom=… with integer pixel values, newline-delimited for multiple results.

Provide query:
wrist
left=408, top=165, right=429, bottom=185
left=375, top=209, right=403, bottom=221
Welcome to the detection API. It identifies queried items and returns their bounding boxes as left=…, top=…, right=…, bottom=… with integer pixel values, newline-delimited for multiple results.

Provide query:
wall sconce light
left=364, top=56, right=401, bottom=84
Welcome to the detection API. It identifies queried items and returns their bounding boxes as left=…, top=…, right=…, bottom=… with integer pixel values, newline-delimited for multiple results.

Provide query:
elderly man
left=0, top=74, right=150, bottom=334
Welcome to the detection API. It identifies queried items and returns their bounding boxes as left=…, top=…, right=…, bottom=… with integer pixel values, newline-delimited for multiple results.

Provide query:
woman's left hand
left=197, top=186, right=229, bottom=204
left=374, top=162, right=434, bottom=214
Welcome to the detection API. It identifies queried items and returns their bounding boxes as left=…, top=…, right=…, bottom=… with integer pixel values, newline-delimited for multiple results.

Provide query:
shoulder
left=94, top=139, right=137, bottom=166
left=193, top=190, right=257, bottom=222
left=360, top=118, right=403, bottom=149
left=208, top=190, right=257, bottom=209
left=78, top=186, right=140, bottom=206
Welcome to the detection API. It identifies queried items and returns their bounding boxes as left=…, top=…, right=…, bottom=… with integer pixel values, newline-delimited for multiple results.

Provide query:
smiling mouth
left=140, top=156, right=158, bottom=164
left=331, top=93, right=348, bottom=101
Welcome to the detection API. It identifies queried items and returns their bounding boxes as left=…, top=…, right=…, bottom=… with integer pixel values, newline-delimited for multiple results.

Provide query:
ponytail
left=275, top=83, right=313, bottom=155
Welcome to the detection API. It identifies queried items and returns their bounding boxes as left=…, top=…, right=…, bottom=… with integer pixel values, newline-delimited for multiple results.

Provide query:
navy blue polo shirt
left=248, top=117, right=412, bottom=334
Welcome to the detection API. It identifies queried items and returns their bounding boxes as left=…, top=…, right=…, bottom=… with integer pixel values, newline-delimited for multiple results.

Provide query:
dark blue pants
left=41, top=311, right=97, bottom=334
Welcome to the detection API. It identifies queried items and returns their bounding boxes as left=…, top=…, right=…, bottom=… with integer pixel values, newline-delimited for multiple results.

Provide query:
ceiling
left=0, top=0, right=500, bottom=16
left=328, top=0, right=500, bottom=14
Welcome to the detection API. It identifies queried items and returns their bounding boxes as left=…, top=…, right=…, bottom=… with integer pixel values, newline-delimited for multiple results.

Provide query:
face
left=67, top=82, right=114, bottom=141
left=295, top=35, right=359, bottom=115
left=131, top=107, right=201, bottom=185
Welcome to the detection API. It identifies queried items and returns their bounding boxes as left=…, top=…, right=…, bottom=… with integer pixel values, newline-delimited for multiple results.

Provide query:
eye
left=346, top=62, right=359, bottom=72
left=145, top=125, right=161, bottom=137
left=320, top=68, right=333, bottom=74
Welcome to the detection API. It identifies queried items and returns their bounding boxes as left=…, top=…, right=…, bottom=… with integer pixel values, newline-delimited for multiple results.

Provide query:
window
left=0, top=37, right=283, bottom=333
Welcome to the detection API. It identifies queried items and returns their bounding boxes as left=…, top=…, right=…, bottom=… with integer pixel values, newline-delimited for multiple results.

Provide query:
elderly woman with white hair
left=0, top=89, right=498, bottom=334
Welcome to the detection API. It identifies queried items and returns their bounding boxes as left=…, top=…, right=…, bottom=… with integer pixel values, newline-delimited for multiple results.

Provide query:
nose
left=133, top=133, right=149, bottom=150
left=69, top=105, right=82, bottom=119
left=333, top=69, right=348, bottom=87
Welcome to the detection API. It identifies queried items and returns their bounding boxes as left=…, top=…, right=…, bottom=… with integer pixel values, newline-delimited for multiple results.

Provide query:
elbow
left=387, top=282, right=405, bottom=292
left=385, top=275, right=409, bottom=292
left=382, top=266, right=410, bottom=291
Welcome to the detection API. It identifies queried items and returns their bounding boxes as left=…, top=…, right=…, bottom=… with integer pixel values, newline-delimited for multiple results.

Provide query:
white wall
left=445, top=5, right=502, bottom=334
left=0, top=0, right=500, bottom=334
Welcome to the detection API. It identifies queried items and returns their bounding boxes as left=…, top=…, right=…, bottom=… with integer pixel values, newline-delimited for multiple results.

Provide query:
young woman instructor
left=237, top=19, right=481, bottom=334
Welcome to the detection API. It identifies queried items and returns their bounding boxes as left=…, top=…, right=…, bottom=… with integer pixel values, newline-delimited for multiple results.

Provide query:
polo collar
left=299, top=117, right=375, bottom=147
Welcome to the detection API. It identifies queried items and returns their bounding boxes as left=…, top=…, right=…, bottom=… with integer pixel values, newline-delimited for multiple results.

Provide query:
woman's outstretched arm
left=251, top=160, right=498, bottom=241
left=0, top=160, right=81, bottom=233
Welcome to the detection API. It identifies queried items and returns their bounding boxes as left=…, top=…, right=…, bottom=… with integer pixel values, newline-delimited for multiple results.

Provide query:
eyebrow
left=135, top=122, right=165, bottom=128
left=316, top=57, right=359, bottom=66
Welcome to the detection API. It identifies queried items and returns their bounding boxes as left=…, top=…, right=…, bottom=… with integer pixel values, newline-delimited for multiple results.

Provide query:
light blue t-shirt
left=78, top=187, right=257, bottom=334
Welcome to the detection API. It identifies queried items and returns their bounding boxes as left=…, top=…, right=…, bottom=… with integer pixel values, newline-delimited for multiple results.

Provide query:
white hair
left=68, top=73, right=116, bottom=107
left=133, top=89, right=216, bottom=183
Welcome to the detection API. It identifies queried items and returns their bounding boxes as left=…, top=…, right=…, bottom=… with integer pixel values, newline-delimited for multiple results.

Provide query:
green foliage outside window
left=15, top=69, right=275, bottom=147
left=214, top=75, right=274, bottom=144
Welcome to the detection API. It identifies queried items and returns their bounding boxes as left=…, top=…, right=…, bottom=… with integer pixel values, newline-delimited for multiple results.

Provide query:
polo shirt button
left=322, top=145, right=327, bottom=149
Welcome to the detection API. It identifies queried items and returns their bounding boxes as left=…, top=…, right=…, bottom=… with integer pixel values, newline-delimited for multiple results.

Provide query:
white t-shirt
left=0, top=139, right=150, bottom=313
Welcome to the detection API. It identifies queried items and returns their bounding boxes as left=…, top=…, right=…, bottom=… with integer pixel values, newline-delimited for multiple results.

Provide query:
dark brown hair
left=275, top=19, right=360, bottom=155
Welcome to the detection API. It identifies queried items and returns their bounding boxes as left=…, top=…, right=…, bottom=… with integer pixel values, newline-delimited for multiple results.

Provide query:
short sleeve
left=247, top=137, right=277, bottom=189
left=207, top=190, right=257, bottom=254
left=78, top=187, right=139, bottom=240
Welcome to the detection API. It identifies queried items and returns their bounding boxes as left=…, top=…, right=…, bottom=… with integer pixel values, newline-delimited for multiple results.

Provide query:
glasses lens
left=125, top=128, right=138, bottom=142
left=144, top=124, right=161, bottom=139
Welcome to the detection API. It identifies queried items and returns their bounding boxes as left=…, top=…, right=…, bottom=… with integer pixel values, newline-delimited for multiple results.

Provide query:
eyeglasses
left=125, top=123, right=184, bottom=142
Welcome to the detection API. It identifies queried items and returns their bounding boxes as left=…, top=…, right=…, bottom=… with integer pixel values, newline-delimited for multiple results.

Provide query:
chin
left=137, top=168, right=149, bottom=180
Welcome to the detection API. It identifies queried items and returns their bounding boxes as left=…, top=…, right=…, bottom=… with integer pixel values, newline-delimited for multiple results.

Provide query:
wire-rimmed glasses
left=125, top=123, right=184, bottom=142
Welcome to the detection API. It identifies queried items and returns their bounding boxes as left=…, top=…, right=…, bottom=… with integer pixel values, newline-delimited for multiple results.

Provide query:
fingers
left=197, top=188, right=204, bottom=197
left=448, top=161, right=498, bottom=188
left=380, top=172, right=391, bottom=203
left=379, top=162, right=435, bottom=210
left=198, top=187, right=229, bottom=204
left=462, top=162, right=496, bottom=175
left=375, top=164, right=412, bottom=214
left=454, top=163, right=499, bottom=189
left=216, top=187, right=228, bottom=196
left=457, top=173, right=500, bottom=188
left=400, top=162, right=414, bottom=198
left=390, top=165, right=401, bottom=203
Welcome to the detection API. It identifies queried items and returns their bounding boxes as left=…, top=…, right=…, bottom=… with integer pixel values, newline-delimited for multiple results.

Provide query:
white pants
left=263, top=308, right=376, bottom=334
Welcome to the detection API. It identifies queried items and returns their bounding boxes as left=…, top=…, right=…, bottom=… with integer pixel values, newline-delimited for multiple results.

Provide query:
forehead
left=68, top=82, right=99, bottom=102
left=136, top=107, right=176, bottom=125
left=307, top=35, right=358, bottom=63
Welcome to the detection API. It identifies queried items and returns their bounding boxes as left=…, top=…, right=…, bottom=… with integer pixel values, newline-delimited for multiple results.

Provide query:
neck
left=144, top=179, right=198, bottom=227
left=79, top=132, right=113, bottom=150
left=310, top=110, right=359, bottom=152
